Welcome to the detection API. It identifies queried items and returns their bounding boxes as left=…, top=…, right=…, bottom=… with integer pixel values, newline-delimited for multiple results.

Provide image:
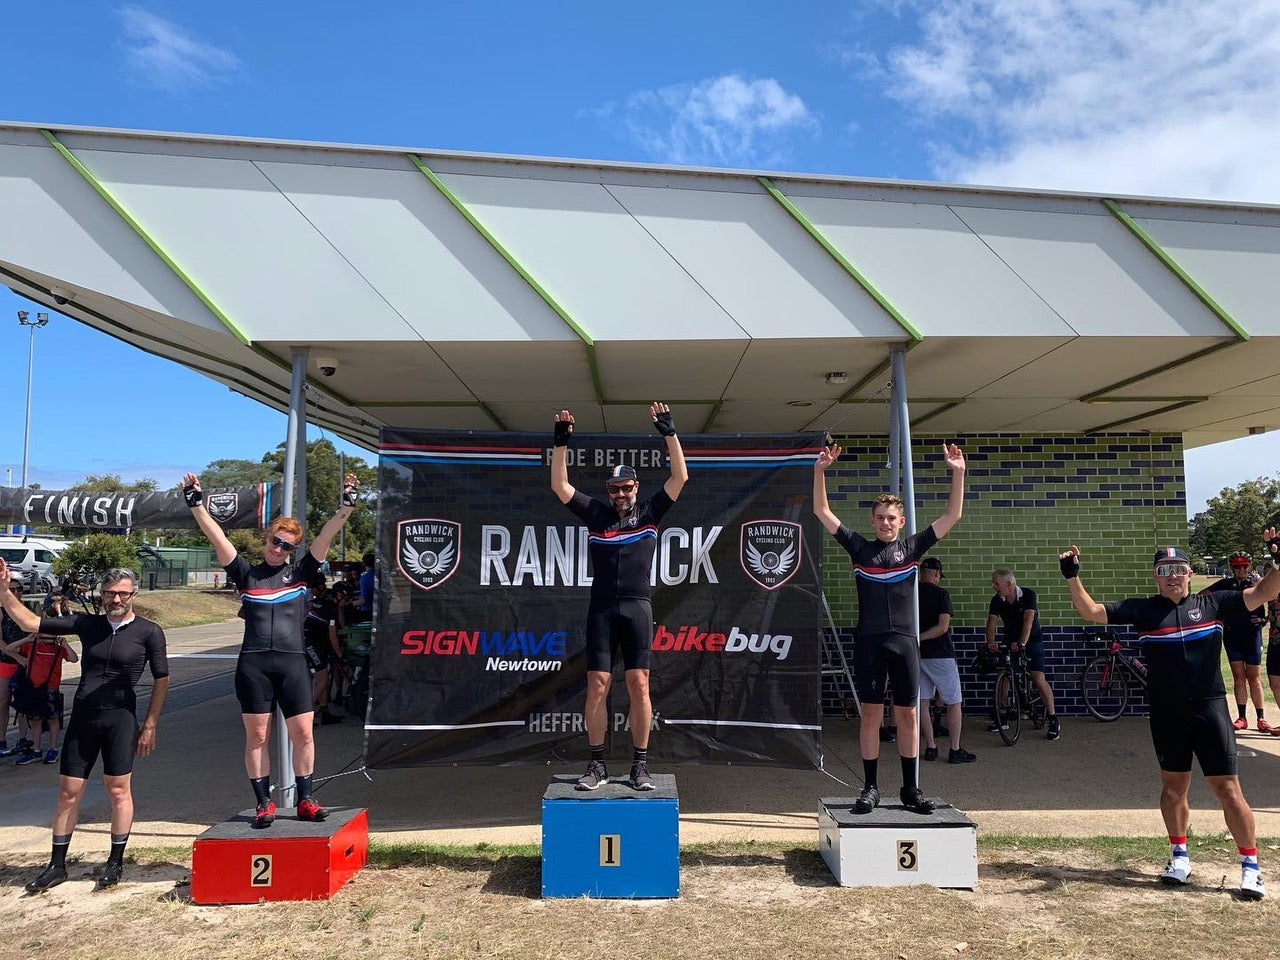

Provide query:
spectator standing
left=3, top=631, right=77, bottom=765
left=1201, top=552, right=1269, bottom=732
left=917, top=558, right=976, bottom=764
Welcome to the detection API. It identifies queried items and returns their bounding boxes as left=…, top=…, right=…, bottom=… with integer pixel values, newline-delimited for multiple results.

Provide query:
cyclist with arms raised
left=1200, top=552, right=1270, bottom=732
left=1061, top=535, right=1280, bottom=900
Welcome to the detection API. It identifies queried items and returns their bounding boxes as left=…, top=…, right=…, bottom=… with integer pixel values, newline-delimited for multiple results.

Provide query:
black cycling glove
left=653, top=410, right=676, bottom=437
left=1059, top=553, right=1080, bottom=579
left=182, top=484, right=202, bottom=508
left=342, top=483, right=359, bottom=508
left=553, top=419, right=573, bottom=447
left=1266, top=536, right=1280, bottom=567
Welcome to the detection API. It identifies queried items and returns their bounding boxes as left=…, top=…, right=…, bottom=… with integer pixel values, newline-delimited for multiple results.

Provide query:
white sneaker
left=1159, top=856, right=1191, bottom=885
left=1240, top=866, right=1266, bottom=900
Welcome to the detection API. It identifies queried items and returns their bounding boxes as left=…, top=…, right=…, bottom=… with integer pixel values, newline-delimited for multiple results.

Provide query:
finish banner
left=366, top=428, right=825, bottom=769
left=0, top=484, right=281, bottom=530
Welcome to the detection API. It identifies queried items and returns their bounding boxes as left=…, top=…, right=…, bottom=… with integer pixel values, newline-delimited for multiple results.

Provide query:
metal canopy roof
left=3, top=120, right=1280, bottom=451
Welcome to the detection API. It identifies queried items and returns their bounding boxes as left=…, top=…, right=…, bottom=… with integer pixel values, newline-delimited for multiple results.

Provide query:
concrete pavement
left=3, top=620, right=1280, bottom=856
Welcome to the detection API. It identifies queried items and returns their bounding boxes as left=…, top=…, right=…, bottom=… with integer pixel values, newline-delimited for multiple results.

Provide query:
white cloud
left=866, top=0, right=1280, bottom=202
left=594, top=74, right=819, bottom=167
left=118, top=5, right=240, bottom=91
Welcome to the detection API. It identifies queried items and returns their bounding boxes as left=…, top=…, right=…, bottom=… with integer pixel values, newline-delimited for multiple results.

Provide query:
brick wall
left=819, top=432, right=1184, bottom=717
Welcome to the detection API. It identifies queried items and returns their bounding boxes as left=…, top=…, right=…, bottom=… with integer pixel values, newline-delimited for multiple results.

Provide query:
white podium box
left=818, top=797, right=977, bottom=889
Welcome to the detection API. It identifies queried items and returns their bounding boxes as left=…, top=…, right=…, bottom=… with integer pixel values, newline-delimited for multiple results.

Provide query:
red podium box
left=191, top=806, right=368, bottom=904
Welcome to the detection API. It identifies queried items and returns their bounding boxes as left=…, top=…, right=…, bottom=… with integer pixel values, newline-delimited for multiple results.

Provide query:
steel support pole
left=890, top=347, right=923, bottom=789
left=275, top=346, right=309, bottom=808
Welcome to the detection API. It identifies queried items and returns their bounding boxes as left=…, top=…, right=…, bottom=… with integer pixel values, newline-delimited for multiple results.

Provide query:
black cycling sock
left=1257, top=707, right=1265, bottom=720
left=901, top=756, right=918, bottom=792
left=632, top=748, right=647, bottom=765
left=862, top=758, right=878, bottom=789
left=295, top=774, right=314, bottom=802
left=51, top=833, right=71, bottom=869
left=250, top=776, right=271, bottom=805
left=108, top=833, right=129, bottom=865
left=1238, top=703, right=1248, bottom=720
left=588, top=743, right=605, bottom=763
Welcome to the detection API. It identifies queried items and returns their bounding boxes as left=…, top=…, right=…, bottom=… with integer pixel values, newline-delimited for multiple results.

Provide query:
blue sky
left=1, top=1, right=1279, bottom=513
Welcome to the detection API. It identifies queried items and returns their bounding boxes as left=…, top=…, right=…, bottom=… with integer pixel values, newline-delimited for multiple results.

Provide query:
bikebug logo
left=398, top=519, right=461, bottom=591
left=740, top=520, right=802, bottom=591
left=206, top=493, right=239, bottom=523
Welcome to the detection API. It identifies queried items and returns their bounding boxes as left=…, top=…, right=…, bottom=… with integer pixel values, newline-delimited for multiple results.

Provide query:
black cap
left=607, top=465, right=638, bottom=484
left=1153, top=547, right=1191, bottom=566
left=920, top=557, right=943, bottom=576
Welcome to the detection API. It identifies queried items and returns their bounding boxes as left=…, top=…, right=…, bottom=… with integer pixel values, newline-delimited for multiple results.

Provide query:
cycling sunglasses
left=605, top=481, right=637, bottom=494
left=1154, top=563, right=1191, bottom=577
left=270, top=536, right=298, bottom=553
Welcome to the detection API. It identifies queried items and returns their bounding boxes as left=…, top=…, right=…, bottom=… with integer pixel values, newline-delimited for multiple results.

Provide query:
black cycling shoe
left=25, top=864, right=68, bottom=893
left=97, top=859, right=124, bottom=889
left=852, top=784, right=880, bottom=814
left=900, top=786, right=936, bottom=815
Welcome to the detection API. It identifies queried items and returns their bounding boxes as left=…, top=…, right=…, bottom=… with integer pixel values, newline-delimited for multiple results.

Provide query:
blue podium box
left=541, top=773, right=679, bottom=899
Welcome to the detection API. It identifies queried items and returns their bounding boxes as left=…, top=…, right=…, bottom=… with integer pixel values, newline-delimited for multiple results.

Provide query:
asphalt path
left=3, top=621, right=1280, bottom=856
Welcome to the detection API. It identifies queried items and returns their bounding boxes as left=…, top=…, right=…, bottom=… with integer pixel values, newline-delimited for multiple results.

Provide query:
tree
left=66, top=474, right=158, bottom=492
left=200, top=458, right=278, bottom=488
left=1188, top=476, right=1280, bottom=562
left=51, top=533, right=140, bottom=607
left=262, top=438, right=376, bottom=559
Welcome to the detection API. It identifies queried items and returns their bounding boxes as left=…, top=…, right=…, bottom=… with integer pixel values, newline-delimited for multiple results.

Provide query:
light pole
left=17, top=310, right=49, bottom=489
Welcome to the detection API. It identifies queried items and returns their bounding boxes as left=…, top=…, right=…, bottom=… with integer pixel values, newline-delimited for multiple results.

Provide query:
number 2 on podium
left=599, top=834, right=621, bottom=867
left=250, top=854, right=273, bottom=886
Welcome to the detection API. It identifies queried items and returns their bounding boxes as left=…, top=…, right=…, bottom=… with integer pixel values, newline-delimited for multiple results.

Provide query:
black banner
left=366, top=428, right=824, bottom=769
left=0, top=484, right=281, bottom=530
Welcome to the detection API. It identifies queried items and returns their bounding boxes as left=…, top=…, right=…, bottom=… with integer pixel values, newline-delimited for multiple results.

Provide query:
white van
left=0, top=535, right=68, bottom=591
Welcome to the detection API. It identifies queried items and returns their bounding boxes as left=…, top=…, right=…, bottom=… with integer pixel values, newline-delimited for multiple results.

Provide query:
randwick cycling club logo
left=398, top=519, right=461, bottom=591
left=740, top=520, right=802, bottom=591
left=206, top=492, right=239, bottom=523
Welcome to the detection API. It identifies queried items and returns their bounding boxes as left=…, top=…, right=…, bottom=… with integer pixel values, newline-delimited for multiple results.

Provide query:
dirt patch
left=1, top=841, right=1274, bottom=960
left=130, top=589, right=242, bottom=629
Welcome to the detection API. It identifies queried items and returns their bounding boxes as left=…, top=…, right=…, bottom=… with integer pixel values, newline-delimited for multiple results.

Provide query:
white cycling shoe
left=1158, top=856, right=1191, bottom=885
left=1240, top=866, right=1266, bottom=900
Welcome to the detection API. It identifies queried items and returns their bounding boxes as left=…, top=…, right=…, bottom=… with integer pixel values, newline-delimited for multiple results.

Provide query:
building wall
left=819, top=432, right=1186, bottom=717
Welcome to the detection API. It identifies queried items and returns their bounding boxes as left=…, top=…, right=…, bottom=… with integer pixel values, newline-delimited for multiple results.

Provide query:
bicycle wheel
left=1080, top=655, right=1128, bottom=721
left=1028, top=688, right=1047, bottom=729
left=993, top=669, right=1021, bottom=745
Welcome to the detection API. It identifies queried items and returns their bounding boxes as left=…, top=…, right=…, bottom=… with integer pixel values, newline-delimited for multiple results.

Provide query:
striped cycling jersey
left=226, top=551, right=320, bottom=654
left=565, top=488, right=674, bottom=602
left=1104, top=590, right=1249, bottom=704
left=834, top=524, right=939, bottom=638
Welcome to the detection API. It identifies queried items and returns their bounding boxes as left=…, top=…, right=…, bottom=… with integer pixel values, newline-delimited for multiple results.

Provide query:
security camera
left=316, top=356, right=339, bottom=377
left=49, top=286, right=73, bottom=305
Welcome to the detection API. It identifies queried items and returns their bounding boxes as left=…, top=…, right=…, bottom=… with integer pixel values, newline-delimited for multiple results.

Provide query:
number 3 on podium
left=897, top=840, right=918, bottom=872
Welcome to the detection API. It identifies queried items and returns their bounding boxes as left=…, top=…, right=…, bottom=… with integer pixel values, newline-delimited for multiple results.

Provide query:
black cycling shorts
left=235, top=651, right=314, bottom=717
left=303, top=635, right=333, bottom=673
left=1223, top=629, right=1263, bottom=666
left=61, top=704, right=138, bottom=779
left=1267, top=640, right=1280, bottom=678
left=585, top=598, right=653, bottom=672
left=1149, top=699, right=1237, bottom=777
left=854, top=631, right=920, bottom=708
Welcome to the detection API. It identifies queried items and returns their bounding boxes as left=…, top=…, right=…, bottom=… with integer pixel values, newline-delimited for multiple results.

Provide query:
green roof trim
left=407, top=153, right=604, bottom=405
left=758, top=177, right=922, bottom=342
left=1103, top=198, right=1248, bottom=341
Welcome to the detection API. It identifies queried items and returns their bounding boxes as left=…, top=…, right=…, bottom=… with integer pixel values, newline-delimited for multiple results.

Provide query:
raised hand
left=942, top=442, right=965, bottom=472
left=1059, top=545, right=1081, bottom=579
left=651, top=401, right=676, bottom=437
left=554, top=409, right=575, bottom=447
left=341, top=473, right=360, bottom=507
left=815, top=443, right=842, bottom=470
left=180, top=472, right=203, bottom=507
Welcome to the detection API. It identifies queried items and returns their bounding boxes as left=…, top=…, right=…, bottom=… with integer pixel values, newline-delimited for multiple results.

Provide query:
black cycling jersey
left=1203, top=576, right=1263, bottom=644
left=225, top=552, right=320, bottom=654
left=833, top=524, right=939, bottom=637
left=0, top=610, right=23, bottom=665
left=917, top=581, right=953, bottom=660
left=38, top=613, right=168, bottom=712
left=1104, top=590, right=1250, bottom=705
left=988, top=587, right=1043, bottom=645
left=564, top=489, right=674, bottom=602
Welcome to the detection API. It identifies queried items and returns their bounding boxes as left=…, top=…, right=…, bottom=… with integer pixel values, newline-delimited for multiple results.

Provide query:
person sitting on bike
left=1061, top=537, right=1280, bottom=900
left=1200, top=552, right=1270, bottom=733
left=985, top=569, right=1060, bottom=741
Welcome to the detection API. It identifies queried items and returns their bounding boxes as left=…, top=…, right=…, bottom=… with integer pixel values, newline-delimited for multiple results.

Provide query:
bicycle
left=989, top=645, right=1045, bottom=746
left=1078, top=628, right=1147, bottom=721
